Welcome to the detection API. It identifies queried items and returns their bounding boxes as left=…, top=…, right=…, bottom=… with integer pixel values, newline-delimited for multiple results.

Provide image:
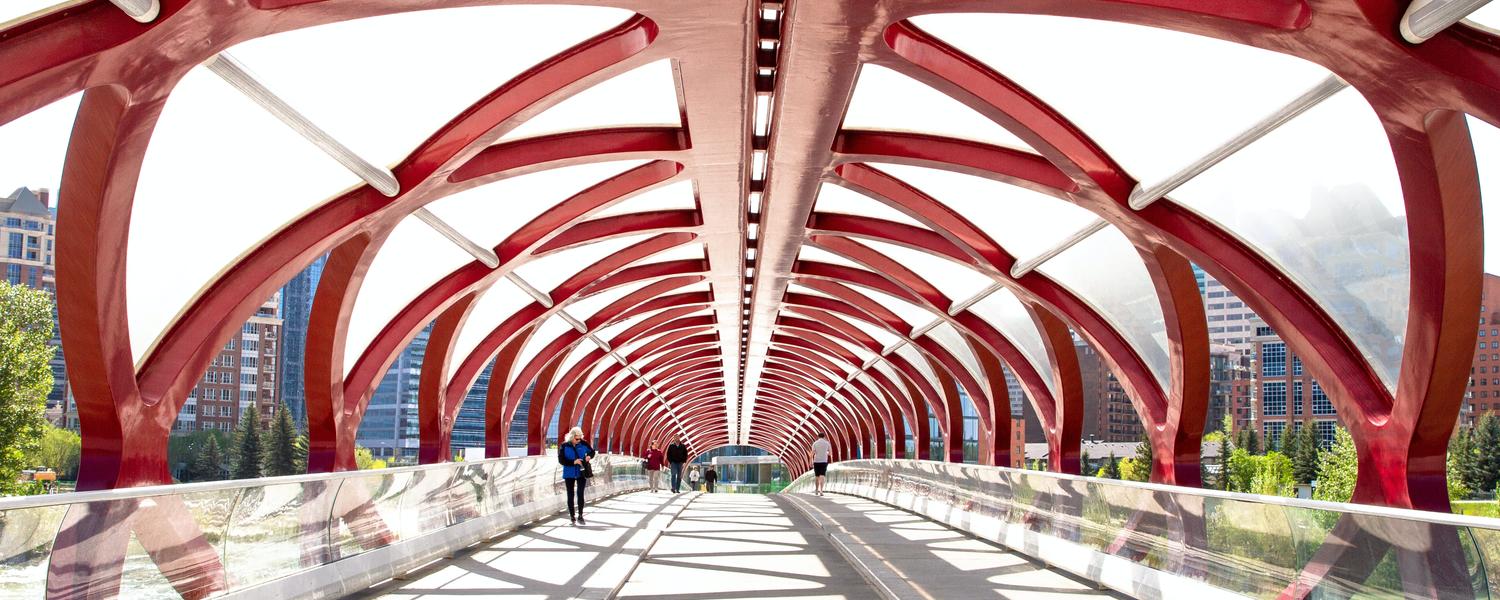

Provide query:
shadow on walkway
left=349, top=491, right=690, bottom=600
left=790, top=493, right=1126, bottom=600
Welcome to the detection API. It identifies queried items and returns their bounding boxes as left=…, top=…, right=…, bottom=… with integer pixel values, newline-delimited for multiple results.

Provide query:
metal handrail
left=0, top=450, right=604, bottom=512
left=783, top=458, right=1500, bottom=531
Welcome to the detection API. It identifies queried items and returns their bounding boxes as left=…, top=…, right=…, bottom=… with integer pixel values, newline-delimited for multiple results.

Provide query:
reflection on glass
left=0, top=454, right=645, bottom=599
left=792, top=460, right=1492, bottom=600
left=1036, top=226, right=1171, bottom=390
left=1173, top=89, right=1408, bottom=390
left=967, top=287, right=1054, bottom=396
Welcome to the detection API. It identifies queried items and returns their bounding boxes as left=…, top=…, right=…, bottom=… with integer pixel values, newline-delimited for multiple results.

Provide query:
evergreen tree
left=1080, top=449, right=1092, bottom=475
left=1291, top=425, right=1321, bottom=484
left=1100, top=453, right=1120, bottom=479
left=190, top=435, right=225, bottom=482
left=1242, top=428, right=1261, bottom=456
left=1134, top=433, right=1154, bottom=481
left=233, top=411, right=264, bottom=480
left=1451, top=426, right=1478, bottom=497
left=263, top=408, right=299, bottom=477
left=1474, top=415, right=1500, bottom=494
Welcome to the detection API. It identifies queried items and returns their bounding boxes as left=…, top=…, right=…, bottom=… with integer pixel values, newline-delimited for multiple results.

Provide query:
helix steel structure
left=2, top=0, right=1499, bottom=594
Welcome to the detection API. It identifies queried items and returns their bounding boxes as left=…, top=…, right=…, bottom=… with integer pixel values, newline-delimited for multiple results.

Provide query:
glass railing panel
left=222, top=480, right=338, bottom=589
left=401, top=467, right=457, bottom=538
left=784, top=460, right=1500, bottom=599
left=331, top=470, right=408, bottom=557
left=0, top=504, right=66, bottom=598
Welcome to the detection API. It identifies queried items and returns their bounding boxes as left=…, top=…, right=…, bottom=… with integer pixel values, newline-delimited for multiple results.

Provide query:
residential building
left=3, top=188, right=68, bottom=425
left=1209, top=343, right=1255, bottom=433
left=1462, top=273, right=1500, bottom=428
left=178, top=293, right=284, bottom=432
left=1249, top=318, right=1340, bottom=448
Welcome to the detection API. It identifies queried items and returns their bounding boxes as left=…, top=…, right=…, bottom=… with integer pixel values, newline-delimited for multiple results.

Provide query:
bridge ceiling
left=3, top=0, right=1500, bottom=506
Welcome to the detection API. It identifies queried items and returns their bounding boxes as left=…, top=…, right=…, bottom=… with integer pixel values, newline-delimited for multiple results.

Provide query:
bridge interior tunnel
left=1, top=0, right=1498, bottom=520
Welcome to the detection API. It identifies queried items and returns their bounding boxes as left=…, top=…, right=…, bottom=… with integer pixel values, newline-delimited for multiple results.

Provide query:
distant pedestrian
left=560, top=427, right=596, bottom=525
left=811, top=432, right=831, bottom=496
left=644, top=445, right=665, bottom=492
left=666, top=438, right=689, bottom=493
left=689, top=465, right=702, bottom=491
left=704, top=466, right=718, bottom=493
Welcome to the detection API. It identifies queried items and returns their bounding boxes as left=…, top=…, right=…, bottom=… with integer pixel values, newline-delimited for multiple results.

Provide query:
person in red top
left=644, top=445, right=665, bottom=493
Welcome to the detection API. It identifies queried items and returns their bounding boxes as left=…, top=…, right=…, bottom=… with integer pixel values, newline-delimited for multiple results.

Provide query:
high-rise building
left=1074, top=337, right=1142, bottom=443
left=452, top=362, right=491, bottom=452
left=278, top=254, right=325, bottom=427
left=2, top=188, right=67, bottom=425
left=1461, top=274, right=1500, bottom=428
left=1248, top=318, right=1340, bottom=448
left=359, top=324, right=429, bottom=461
left=1196, top=264, right=1260, bottom=349
left=178, top=293, right=285, bottom=432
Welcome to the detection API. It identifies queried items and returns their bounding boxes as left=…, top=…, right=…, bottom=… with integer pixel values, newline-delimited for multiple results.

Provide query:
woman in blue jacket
left=560, top=426, right=596, bottom=525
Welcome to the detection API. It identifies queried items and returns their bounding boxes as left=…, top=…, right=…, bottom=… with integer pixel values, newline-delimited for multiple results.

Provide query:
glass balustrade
left=0, top=454, right=643, bottom=599
left=786, top=460, right=1497, bottom=599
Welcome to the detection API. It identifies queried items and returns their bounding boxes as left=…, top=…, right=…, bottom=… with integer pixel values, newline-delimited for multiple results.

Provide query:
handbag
left=581, top=458, right=595, bottom=479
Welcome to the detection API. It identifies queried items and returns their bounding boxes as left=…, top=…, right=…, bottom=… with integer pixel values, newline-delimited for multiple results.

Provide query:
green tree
left=189, top=435, right=226, bottom=482
left=1290, top=425, right=1321, bottom=484
left=355, top=445, right=386, bottom=470
left=263, top=408, right=299, bottom=477
left=1452, top=426, right=1479, bottom=495
left=1119, top=457, right=1150, bottom=482
left=232, top=411, right=263, bottom=480
left=1313, top=427, right=1358, bottom=503
left=1098, top=453, right=1120, bottom=479
left=1134, top=433, right=1154, bottom=482
left=1225, top=448, right=1258, bottom=492
left=0, top=282, right=56, bottom=494
left=1474, top=415, right=1500, bottom=493
left=1448, top=439, right=1472, bottom=501
left=1250, top=451, right=1296, bottom=496
left=26, top=424, right=80, bottom=480
left=1080, top=449, right=1091, bottom=475
left=1236, top=427, right=1261, bottom=456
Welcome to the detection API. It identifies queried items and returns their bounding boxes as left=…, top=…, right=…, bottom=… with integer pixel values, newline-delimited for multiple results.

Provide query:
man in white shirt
left=810, top=432, right=832, bottom=496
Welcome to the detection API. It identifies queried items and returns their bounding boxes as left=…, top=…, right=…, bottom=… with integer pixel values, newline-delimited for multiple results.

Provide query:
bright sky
left=0, top=5, right=1497, bottom=368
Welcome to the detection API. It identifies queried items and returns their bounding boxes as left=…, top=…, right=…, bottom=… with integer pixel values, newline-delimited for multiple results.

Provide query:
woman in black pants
left=560, top=426, right=596, bottom=525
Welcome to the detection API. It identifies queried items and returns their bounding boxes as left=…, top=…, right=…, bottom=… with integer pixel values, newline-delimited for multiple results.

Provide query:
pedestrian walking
left=559, top=427, right=596, bottom=525
left=688, top=465, right=702, bottom=491
left=811, top=432, right=831, bottom=496
left=644, top=445, right=665, bottom=492
left=704, top=465, right=718, bottom=493
left=666, top=438, right=689, bottom=493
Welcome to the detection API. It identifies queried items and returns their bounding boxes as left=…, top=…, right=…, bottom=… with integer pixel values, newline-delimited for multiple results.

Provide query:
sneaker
left=578, top=517, right=587, bottom=526
left=570, top=517, right=577, bottom=525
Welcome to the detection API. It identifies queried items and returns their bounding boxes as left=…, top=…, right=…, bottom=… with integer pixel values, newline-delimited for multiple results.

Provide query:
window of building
left=1293, top=381, right=1304, bottom=415
left=241, top=356, right=258, bottom=368
left=7, top=233, right=22, bottom=258
left=1316, top=420, right=1337, bottom=446
left=3, top=218, right=18, bottom=227
left=241, top=390, right=255, bottom=402
left=243, top=323, right=258, bottom=334
left=240, top=373, right=256, bottom=385
left=224, top=339, right=236, bottom=351
left=1256, top=326, right=1275, bottom=337
left=1263, top=382, right=1287, bottom=416
left=243, top=340, right=258, bottom=352
left=1312, top=381, right=1335, bottom=415
left=1208, top=291, right=1225, bottom=298
left=1262, top=342, right=1287, bottom=377
left=1292, top=355, right=1303, bottom=376
left=1264, top=421, right=1287, bottom=448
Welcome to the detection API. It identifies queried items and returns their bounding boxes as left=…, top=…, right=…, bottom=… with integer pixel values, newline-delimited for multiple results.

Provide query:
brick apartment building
left=1462, top=273, right=1500, bottom=428
left=1249, top=318, right=1340, bottom=447
left=178, top=293, right=285, bottom=432
left=2, top=187, right=70, bottom=425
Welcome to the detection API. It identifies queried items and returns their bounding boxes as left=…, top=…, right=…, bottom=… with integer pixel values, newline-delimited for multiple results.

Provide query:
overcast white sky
left=0, top=5, right=1498, bottom=361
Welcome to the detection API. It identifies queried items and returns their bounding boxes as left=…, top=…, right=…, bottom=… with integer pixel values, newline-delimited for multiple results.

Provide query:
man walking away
left=704, top=465, right=718, bottom=493
left=666, top=438, right=689, bottom=493
left=811, top=432, right=832, bottom=497
left=645, top=445, right=665, bottom=492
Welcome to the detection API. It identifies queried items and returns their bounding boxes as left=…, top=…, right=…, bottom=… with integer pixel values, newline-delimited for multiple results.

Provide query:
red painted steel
left=6, top=0, right=1498, bottom=594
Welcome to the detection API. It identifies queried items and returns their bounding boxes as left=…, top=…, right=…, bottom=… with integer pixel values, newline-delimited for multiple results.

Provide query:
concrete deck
left=351, top=491, right=1120, bottom=599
